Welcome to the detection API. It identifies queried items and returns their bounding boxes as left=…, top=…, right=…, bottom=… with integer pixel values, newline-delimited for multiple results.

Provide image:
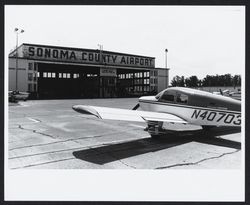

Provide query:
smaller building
left=9, top=43, right=169, bottom=99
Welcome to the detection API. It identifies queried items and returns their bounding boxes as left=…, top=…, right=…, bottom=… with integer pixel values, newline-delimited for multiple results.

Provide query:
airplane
left=212, top=89, right=237, bottom=96
left=212, top=89, right=241, bottom=100
left=72, top=87, right=241, bottom=138
left=212, top=89, right=230, bottom=96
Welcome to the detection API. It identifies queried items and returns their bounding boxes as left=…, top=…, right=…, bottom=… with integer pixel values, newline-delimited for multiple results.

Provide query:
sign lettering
left=191, top=109, right=241, bottom=126
left=100, top=68, right=117, bottom=77
left=24, top=45, right=155, bottom=68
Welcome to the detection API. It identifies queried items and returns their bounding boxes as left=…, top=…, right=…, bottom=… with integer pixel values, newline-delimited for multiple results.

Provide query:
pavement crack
left=9, top=128, right=143, bottom=151
left=155, top=149, right=240, bottom=169
left=9, top=146, right=84, bottom=159
left=109, top=153, right=137, bottom=169
left=117, top=159, right=137, bottom=169
left=11, top=157, right=76, bottom=169
left=90, top=144, right=137, bottom=169
left=18, top=124, right=56, bottom=139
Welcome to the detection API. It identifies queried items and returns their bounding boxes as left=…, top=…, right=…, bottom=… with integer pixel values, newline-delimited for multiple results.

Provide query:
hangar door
left=37, top=63, right=99, bottom=99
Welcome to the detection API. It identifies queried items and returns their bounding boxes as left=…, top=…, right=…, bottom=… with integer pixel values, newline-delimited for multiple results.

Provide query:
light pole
left=98, top=44, right=103, bottom=97
left=165, top=48, right=168, bottom=68
left=14, top=28, right=24, bottom=91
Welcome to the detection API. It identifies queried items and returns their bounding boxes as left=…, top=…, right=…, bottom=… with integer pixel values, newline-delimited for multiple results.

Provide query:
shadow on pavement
left=72, top=127, right=241, bottom=165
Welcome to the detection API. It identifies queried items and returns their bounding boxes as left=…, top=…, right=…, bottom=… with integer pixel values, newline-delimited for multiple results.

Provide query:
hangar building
left=9, top=43, right=169, bottom=99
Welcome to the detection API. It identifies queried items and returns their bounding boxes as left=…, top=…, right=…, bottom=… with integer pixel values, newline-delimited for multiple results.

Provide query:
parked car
left=9, top=91, right=29, bottom=102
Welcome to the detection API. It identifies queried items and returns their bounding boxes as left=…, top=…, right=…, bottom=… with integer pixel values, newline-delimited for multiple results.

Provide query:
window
left=28, top=83, right=32, bottom=92
left=52, top=73, right=56, bottom=78
left=37, top=72, right=40, bottom=78
left=28, top=63, right=33, bottom=70
left=59, top=73, right=62, bottom=78
left=28, top=73, right=33, bottom=81
left=47, top=72, right=52, bottom=78
left=33, top=73, right=37, bottom=81
left=43, top=72, right=47, bottom=78
left=67, top=73, right=71, bottom=78
left=161, top=94, right=174, bottom=102
left=73, top=73, right=79, bottom=78
left=34, top=63, right=37, bottom=71
left=155, top=90, right=164, bottom=99
left=160, top=91, right=175, bottom=102
left=176, top=94, right=188, bottom=104
left=63, top=73, right=67, bottom=78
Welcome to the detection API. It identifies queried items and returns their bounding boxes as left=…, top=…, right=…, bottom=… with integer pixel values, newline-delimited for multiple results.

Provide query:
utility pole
left=165, top=48, right=168, bottom=68
left=14, top=28, right=24, bottom=91
left=98, top=44, right=103, bottom=97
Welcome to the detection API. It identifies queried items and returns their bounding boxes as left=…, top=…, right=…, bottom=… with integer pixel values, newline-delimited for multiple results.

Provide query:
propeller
left=132, top=103, right=140, bottom=110
left=219, top=89, right=223, bottom=96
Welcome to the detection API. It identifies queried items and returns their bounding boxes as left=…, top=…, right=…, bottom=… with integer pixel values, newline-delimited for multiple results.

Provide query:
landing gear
left=146, top=121, right=165, bottom=139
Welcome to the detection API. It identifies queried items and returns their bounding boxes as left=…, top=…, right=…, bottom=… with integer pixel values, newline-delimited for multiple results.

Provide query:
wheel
left=9, top=96, right=16, bottom=103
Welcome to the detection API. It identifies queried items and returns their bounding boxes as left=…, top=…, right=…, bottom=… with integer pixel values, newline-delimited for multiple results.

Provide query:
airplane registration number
left=191, top=110, right=241, bottom=125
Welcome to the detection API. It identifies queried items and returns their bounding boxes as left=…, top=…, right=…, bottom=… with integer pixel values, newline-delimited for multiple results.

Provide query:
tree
left=185, top=75, right=199, bottom=87
left=171, top=75, right=185, bottom=87
left=171, top=74, right=241, bottom=87
left=224, top=74, right=232, bottom=86
left=232, top=75, right=241, bottom=87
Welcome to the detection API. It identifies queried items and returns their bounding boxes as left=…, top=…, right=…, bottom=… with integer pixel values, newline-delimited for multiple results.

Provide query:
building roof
left=18, top=43, right=155, bottom=59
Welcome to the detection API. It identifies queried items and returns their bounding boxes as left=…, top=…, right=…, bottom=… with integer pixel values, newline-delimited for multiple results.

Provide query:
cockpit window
left=176, top=94, right=188, bottom=104
left=155, top=91, right=164, bottom=99
left=160, top=92, right=175, bottom=102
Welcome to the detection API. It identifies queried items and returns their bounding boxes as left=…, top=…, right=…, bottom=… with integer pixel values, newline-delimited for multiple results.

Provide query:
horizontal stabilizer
left=72, top=105, right=187, bottom=124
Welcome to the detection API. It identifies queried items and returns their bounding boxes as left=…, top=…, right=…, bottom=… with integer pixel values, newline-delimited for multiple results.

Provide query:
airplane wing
left=72, top=105, right=187, bottom=124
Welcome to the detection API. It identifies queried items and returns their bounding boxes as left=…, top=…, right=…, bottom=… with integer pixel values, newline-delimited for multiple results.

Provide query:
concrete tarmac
left=8, top=98, right=242, bottom=169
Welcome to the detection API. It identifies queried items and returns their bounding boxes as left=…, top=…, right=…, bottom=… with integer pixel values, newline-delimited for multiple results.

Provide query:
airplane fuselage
left=139, top=87, right=241, bottom=127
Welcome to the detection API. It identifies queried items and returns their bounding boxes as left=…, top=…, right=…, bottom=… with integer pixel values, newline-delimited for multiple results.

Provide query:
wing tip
left=72, top=105, right=102, bottom=119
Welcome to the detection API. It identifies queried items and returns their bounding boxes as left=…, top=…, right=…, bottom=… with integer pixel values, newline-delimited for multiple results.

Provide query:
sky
left=5, top=5, right=245, bottom=81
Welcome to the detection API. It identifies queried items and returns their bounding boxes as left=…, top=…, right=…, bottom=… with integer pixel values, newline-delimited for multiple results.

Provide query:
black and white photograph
left=4, top=5, right=245, bottom=201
